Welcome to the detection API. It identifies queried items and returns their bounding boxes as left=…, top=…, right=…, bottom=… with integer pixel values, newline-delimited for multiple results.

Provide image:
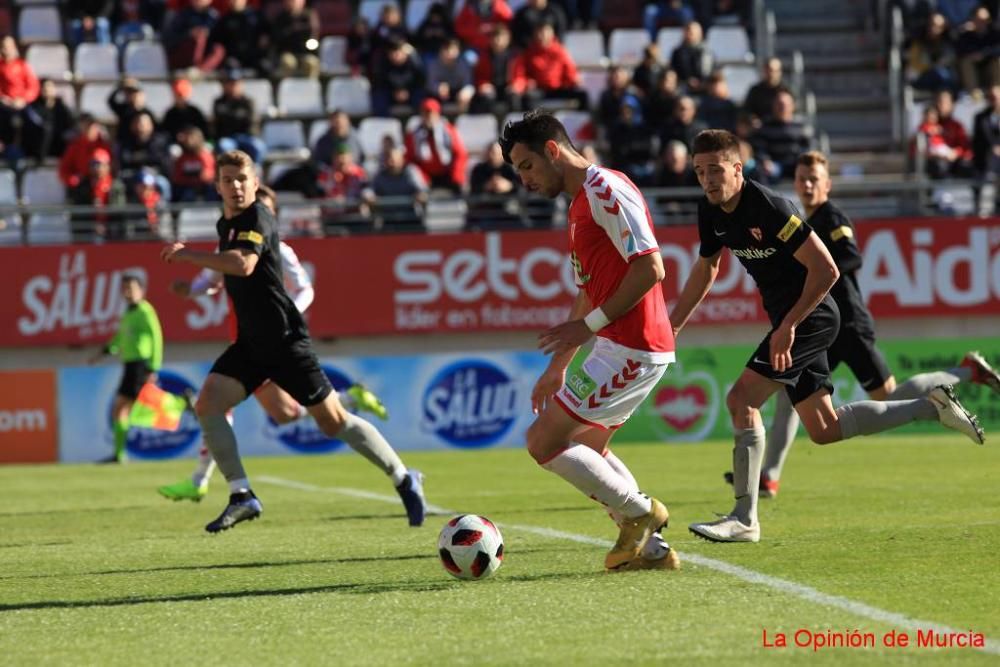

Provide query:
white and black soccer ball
left=437, top=514, right=504, bottom=580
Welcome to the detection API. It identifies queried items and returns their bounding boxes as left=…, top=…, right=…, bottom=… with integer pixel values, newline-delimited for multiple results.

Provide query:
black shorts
left=210, top=337, right=333, bottom=407
left=746, top=300, right=840, bottom=404
left=117, top=360, right=153, bottom=400
left=827, top=327, right=892, bottom=391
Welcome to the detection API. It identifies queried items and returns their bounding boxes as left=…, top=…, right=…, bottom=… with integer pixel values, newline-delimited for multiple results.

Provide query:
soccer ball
left=437, top=514, right=504, bottom=580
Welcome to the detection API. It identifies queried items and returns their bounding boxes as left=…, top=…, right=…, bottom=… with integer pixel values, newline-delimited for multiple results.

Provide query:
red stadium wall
left=0, top=216, right=997, bottom=347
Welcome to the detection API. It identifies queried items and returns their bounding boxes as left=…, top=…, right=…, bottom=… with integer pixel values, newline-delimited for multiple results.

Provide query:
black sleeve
left=231, top=205, right=271, bottom=255
left=760, top=191, right=811, bottom=255
left=823, top=208, right=862, bottom=273
left=697, top=199, right=724, bottom=258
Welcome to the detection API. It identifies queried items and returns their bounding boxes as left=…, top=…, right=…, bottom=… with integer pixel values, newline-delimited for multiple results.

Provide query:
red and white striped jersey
left=566, top=165, right=675, bottom=363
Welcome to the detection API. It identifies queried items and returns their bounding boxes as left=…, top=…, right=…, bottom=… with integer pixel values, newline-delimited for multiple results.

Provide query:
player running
left=673, top=130, right=984, bottom=543
left=160, top=150, right=425, bottom=533
left=500, top=110, right=679, bottom=572
left=157, top=186, right=388, bottom=503
left=726, top=150, right=1000, bottom=498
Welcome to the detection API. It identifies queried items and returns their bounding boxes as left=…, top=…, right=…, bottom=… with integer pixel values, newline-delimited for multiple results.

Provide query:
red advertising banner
left=0, top=217, right=997, bottom=347
left=0, top=369, right=58, bottom=463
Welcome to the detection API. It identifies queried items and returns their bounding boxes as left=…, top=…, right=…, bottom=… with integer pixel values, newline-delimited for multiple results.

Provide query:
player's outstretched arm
left=670, top=251, right=721, bottom=337
left=161, top=243, right=259, bottom=277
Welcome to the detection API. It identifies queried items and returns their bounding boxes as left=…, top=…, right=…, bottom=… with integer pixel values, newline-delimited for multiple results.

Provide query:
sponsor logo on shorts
left=422, top=359, right=518, bottom=448
left=271, top=364, right=350, bottom=454
left=123, top=370, right=199, bottom=459
left=566, top=370, right=596, bottom=400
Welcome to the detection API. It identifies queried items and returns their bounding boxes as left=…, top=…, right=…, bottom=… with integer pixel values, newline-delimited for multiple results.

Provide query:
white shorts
left=554, top=338, right=670, bottom=430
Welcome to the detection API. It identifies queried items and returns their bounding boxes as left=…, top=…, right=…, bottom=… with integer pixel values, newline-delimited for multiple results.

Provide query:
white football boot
left=689, top=515, right=761, bottom=543
left=928, top=385, right=985, bottom=445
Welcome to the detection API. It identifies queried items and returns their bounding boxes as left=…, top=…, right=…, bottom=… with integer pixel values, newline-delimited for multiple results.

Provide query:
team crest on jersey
left=228, top=228, right=236, bottom=242
left=570, top=251, right=590, bottom=284
left=749, top=227, right=762, bottom=242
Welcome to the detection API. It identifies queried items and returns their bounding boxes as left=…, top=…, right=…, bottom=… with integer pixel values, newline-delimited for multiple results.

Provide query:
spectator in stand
left=0, top=37, right=38, bottom=149
left=955, top=6, right=1000, bottom=97
left=107, top=78, right=155, bottom=142
left=427, top=38, right=475, bottom=113
left=22, top=79, right=75, bottom=162
left=404, top=98, right=468, bottom=193
left=510, top=23, right=588, bottom=109
left=413, top=3, right=455, bottom=59
left=471, top=24, right=517, bottom=114
left=930, top=88, right=975, bottom=175
left=936, top=0, right=982, bottom=29
left=213, top=68, right=266, bottom=163
left=171, top=126, right=216, bottom=201
left=372, top=3, right=409, bottom=59
left=67, top=148, right=125, bottom=241
left=162, top=78, right=210, bottom=143
left=455, top=0, right=514, bottom=53
left=205, top=0, right=266, bottom=74
left=608, top=97, right=659, bottom=185
left=112, top=0, right=160, bottom=48
left=312, top=109, right=364, bottom=166
left=363, top=146, right=428, bottom=232
left=346, top=17, right=374, bottom=76
left=512, top=0, right=568, bottom=49
left=644, top=0, right=696, bottom=40
left=693, top=0, right=754, bottom=36
left=655, top=139, right=699, bottom=187
left=907, top=12, right=960, bottom=93
left=660, top=94, right=705, bottom=151
left=743, top=57, right=791, bottom=123
left=750, top=88, right=813, bottom=181
left=126, top=169, right=168, bottom=239
left=697, top=70, right=739, bottom=131
left=915, top=104, right=974, bottom=179
left=371, top=38, right=426, bottom=116
left=67, top=0, right=114, bottom=46
left=598, top=65, right=636, bottom=129
left=467, top=141, right=521, bottom=229
left=318, top=143, right=371, bottom=233
left=271, top=0, right=320, bottom=79
left=645, top=68, right=680, bottom=135
left=59, top=114, right=113, bottom=189
left=972, top=84, right=1000, bottom=189
left=163, top=0, right=219, bottom=71
left=670, top=20, right=714, bottom=94
left=117, top=111, right=172, bottom=199
left=632, top=44, right=665, bottom=98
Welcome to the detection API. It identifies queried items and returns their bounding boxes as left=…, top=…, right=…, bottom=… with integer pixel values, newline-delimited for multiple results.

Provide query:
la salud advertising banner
left=54, top=340, right=999, bottom=463
left=1, top=217, right=998, bottom=347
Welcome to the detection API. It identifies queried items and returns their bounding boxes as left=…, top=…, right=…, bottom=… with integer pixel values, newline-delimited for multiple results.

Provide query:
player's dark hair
left=796, top=150, right=829, bottom=168
left=121, top=273, right=144, bottom=288
left=499, top=109, right=576, bottom=164
left=216, top=150, right=255, bottom=179
left=691, top=129, right=741, bottom=161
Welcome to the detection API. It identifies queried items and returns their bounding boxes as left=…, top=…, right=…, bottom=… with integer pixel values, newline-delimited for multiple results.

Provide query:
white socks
left=542, top=445, right=651, bottom=519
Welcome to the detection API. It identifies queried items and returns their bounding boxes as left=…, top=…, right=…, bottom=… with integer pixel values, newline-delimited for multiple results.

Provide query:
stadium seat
left=358, top=117, right=403, bottom=158
left=706, top=25, right=752, bottom=64
left=723, top=64, right=758, bottom=105
left=554, top=110, right=595, bottom=144
left=178, top=207, right=222, bottom=241
left=307, top=119, right=330, bottom=148
left=142, top=82, right=174, bottom=118
left=326, top=76, right=371, bottom=116
left=278, top=77, right=324, bottom=117
left=266, top=159, right=301, bottom=186
left=359, top=0, right=398, bottom=27
left=73, top=43, right=119, bottom=81
left=0, top=168, right=16, bottom=204
left=278, top=203, right=321, bottom=237
left=405, top=0, right=434, bottom=30
left=579, top=69, right=607, bottom=108
left=79, top=82, right=116, bottom=122
left=123, top=41, right=169, bottom=79
left=424, top=198, right=466, bottom=233
left=243, top=78, right=274, bottom=112
left=22, top=167, right=63, bottom=205
left=455, top=114, right=498, bottom=156
left=0, top=215, right=23, bottom=245
left=16, top=6, right=61, bottom=43
left=27, top=213, right=70, bottom=245
left=608, top=29, right=650, bottom=66
left=190, top=80, right=222, bottom=117
left=25, top=43, right=69, bottom=81
left=320, top=36, right=349, bottom=76
left=262, top=119, right=307, bottom=151
left=563, top=30, right=606, bottom=69
left=655, top=27, right=684, bottom=59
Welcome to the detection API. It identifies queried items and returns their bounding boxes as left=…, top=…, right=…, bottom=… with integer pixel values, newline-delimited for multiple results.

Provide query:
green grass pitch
left=1, top=435, right=998, bottom=665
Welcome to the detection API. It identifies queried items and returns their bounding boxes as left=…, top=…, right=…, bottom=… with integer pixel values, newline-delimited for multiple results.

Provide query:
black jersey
left=217, top=200, right=308, bottom=349
left=806, top=200, right=875, bottom=336
left=698, top=179, right=826, bottom=325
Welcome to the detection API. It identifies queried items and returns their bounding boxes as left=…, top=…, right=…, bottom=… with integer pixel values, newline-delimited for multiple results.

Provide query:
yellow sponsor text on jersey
left=237, top=230, right=264, bottom=244
left=777, top=215, right=803, bottom=242
left=830, top=225, right=854, bottom=241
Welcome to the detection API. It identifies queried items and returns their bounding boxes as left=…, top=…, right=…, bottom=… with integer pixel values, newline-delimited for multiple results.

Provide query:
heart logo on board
left=653, top=384, right=708, bottom=432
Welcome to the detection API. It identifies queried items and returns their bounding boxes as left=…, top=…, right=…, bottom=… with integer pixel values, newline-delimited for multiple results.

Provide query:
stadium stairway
left=769, top=0, right=906, bottom=178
